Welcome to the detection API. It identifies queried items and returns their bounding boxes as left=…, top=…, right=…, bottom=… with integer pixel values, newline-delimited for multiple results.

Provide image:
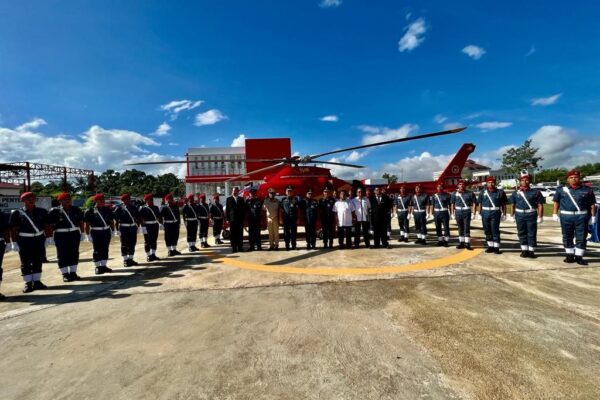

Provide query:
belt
left=434, top=208, right=448, bottom=212
left=163, top=220, right=179, bottom=224
left=19, top=232, right=45, bottom=237
left=481, top=207, right=499, bottom=211
left=91, top=227, right=110, bottom=231
left=454, top=207, right=470, bottom=210
left=560, top=210, right=588, bottom=215
left=515, top=209, right=536, bottom=214
left=397, top=209, right=407, bottom=212
left=198, top=216, right=209, bottom=219
left=413, top=210, right=426, bottom=213
left=55, top=228, right=80, bottom=233
left=212, top=217, right=223, bottom=219
left=144, top=221, right=158, bottom=224
left=185, top=218, right=197, bottom=221
left=119, top=223, right=136, bottom=227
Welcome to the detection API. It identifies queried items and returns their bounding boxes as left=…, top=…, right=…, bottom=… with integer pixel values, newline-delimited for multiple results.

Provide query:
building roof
left=463, top=159, right=490, bottom=171
left=188, top=147, right=245, bottom=155
left=0, top=182, right=22, bottom=189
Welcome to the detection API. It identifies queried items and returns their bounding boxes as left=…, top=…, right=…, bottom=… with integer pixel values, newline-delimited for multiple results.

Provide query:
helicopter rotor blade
left=125, top=158, right=279, bottom=166
left=307, top=127, right=466, bottom=160
left=309, top=160, right=365, bottom=168
left=224, top=162, right=286, bottom=182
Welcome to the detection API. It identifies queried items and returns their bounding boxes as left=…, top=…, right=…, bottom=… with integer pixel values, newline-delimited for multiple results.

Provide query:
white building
left=185, top=146, right=249, bottom=196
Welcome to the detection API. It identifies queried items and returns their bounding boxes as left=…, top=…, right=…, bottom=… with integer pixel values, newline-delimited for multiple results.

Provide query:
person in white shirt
left=351, top=188, right=371, bottom=248
left=332, top=190, right=356, bottom=249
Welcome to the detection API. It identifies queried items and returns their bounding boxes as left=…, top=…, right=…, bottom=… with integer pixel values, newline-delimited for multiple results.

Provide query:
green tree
left=381, top=172, right=398, bottom=184
left=501, top=140, right=543, bottom=175
left=96, top=169, right=122, bottom=195
left=535, top=168, right=568, bottom=184
left=119, top=169, right=148, bottom=197
left=154, top=173, right=184, bottom=197
left=574, top=162, right=600, bottom=178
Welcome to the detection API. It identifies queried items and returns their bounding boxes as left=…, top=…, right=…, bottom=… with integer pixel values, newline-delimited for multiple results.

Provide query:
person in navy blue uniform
left=182, top=194, right=200, bottom=252
left=509, top=174, right=544, bottom=258
left=410, top=184, right=430, bottom=245
left=319, top=187, right=336, bottom=249
left=0, top=210, right=10, bottom=299
left=84, top=193, right=115, bottom=274
left=160, top=193, right=181, bottom=257
left=209, top=194, right=225, bottom=245
left=48, top=192, right=85, bottom=282
left=113, top=193, right=140, bottom=267
left=478, top=176, right=508, bottom=254
left=301, top=189, right=320, bottom=250
left=196, top=194, right=211, bottom=248
left=429, top=183, right=451, bottom=247
left=225, top=186, right=246, bottom=253
left=394, top=186, right=411, bottom=243
left=9, top=192, right=50, bottom=293
left=280, top=186, right=300, bottom=250
left=139, top=193, right=162, bottom=262
left=245, top=188, right=263, bottom=251
left=553, top=169, right=597, bottom=265
left=451, top=179, right=477, bottom=250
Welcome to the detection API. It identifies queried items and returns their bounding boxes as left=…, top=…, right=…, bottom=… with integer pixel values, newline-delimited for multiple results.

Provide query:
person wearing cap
left=182, top=194, right=200, bottom=252
left=0, top=209, right=11, bottom=299
left=409, top=185, right=430, bottom=246
left=196, top=194, right=211, bottom=248
left=225, top=186, right=246, bottom=253
left=429, top=183, right=451, bottom=247
left=160, top=193, right=181, bottom=257
left=332, top=190, right=356, bottom=249
left=8, top=192, right=50, bottom=292
left=509, top=174, right=543, bottom=258
left=351, top=188, right=371, bottom=248
left=301, top=189, right=320, bottom=250
left=113, top=193, right=141, bottom=267
left=209, top=193, right=225, bottom=245
left=84, top=193, right=115, bottom=274
left=553, top=170, right=597, bottom=265
left=263, top=188, right=280, bottom=250
left=139, top=193, right=162, bottom=262
left=393, top=186, right=412, bottom=243
left=450, top=180, right=477, bottom=250
left=478, top=176, right=508, bottom=254
left=244, top=188, right=263, bottom=251
left=47, top=192, right=85, bottom=282
left=318, top=187, right=336, bottom=249
left=280, top=186, right=300, bottom=250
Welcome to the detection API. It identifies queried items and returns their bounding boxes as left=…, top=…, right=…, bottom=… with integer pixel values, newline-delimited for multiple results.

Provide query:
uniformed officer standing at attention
left=333, top=190, right=356, bottom=249
left=509, top=174, right=543, bottom=258
left=429, top=183, right=451, bottom=247
left=245, top=188, right=263, bottom=251
left=225, top=186, right=246, bottom=253
left=0, top=210, right=10, bottom=299
left=409, top=184, right=430, bottom=245
left=319, top=187, right=337, bottom=249
left=113, top=193, right=140, bottom=267
left=139, top=193, right=162, bottom=262
left=394, top=186, right=412, bottom=242
left=280, top=186, right=300, bottom=250
left=9, top=192, right=50, bottom=293
left=370, top=187, right=392, bottom=249
left=209, top=193, right=225, bottom=245
left=351, top=188, right=371, bottom=248
left=48, top=192, right=85, bottom=282
left=182, top=194, right=200, bottom=252
left=196, top=194, right=211, bottom=248
left=84, top=193, right=115, bottom=274
left=160, top=193, right=181, bottom=256
left=553, top=170, right=597, bottom=265
left=263, top=188, right=280, bottom=250
left=451, top=180, right=477, bottom=250
left=301, top=189, right=320, bottom=250
left=478, top=176, right=508, bottom=254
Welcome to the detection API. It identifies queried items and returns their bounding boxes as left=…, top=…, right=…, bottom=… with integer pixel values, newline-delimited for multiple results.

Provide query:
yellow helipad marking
left=203, top=246, right=483, bottom=276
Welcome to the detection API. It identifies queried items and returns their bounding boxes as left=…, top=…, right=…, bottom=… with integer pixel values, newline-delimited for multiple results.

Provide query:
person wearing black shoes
left=209, top=194, right=225, bottom=245
left=161, top=193, right=182, bottom=257
left=509, top=174, right=544, bottom=259
left=9, top=192, right=50, bottom=293
left=281, top=186, right=300, bottom=250
left=553, top=170, right=597, bottom=265
left=182, top=194, right=200, bottom=252
left=369, top=187, right=392, bottom=249
left=451, top=180, right=477, bottom=250
left=301, top=189, right=320, bottom=250
left=333, top=190, right=355, bottom=249
left=139, top=193, right=162, bottom=262
left=430, top=183, right=451, bottom=247
left=478, top=176, right=508, bottom=254
left=245, top=188, right=263, bottom=251
left=196, top=194, right=211, bottom=248
left=351, top=188, right=371, bottom=249
left=225, top=187, right=246, bottom=253
left=0, top=210, right=10, bottom=299
left=84, top=193, right=114, bottom=275
left=409, top=185, right=430, bottom=245
left=113, top=194, right=140, bottom=267
left=319, top=188, right=337, bottom=249
left=263, top=189, right=280, bottom=250
left=394, top=186, right=412, bottom=243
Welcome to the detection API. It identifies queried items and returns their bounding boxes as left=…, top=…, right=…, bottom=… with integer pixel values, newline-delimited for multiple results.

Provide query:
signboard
left=0, top=196, right=52, bottom=211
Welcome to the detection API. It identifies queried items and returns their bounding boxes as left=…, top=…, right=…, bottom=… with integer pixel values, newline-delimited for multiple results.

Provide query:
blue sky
left=1, top=0, right=599, bottom=180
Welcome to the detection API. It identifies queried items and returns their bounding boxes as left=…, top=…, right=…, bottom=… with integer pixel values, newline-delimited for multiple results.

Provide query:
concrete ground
left=0, top=219, right=599, bottom=399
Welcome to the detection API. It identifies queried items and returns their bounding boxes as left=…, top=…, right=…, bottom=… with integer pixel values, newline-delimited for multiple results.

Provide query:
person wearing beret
left=478, top=176, right=508, bottom=254
left=182, top=194, right=200, bottom=252
left=196, top=194, right=211, bottom=248
left=160, top=193, right=181, bottom=257
left=113, top=193, right=141, bottom=267
left=553, top=170, right=597, bottom=265
left=450, top=180, right=477, bottom=250
left=209, top=193, right=225, bottom=245
left=84, top=193, right=115, bottom=274
left=139, top=193, right=162, bottom=262
left=429, top=183, right=452, bottom=247
left=409, top=185, right=430, bottom=246
left=509, top=174, right=544, bottom=258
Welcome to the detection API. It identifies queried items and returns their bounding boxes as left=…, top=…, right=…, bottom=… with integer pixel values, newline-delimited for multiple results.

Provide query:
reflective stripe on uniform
left=560, top=210, right=588, bottom=215
left=515, top=209, right=536, bottom=214
left=55, top=227, right=80, bottom=233
left=19, top=232, right=44, bottom=237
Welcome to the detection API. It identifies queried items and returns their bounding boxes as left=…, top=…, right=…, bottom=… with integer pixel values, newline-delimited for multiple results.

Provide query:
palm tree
left=382, top=172, right=398, bottom=184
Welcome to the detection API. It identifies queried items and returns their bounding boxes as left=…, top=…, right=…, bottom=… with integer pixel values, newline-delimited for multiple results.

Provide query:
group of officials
left=0, top=169, right=596, bottom=298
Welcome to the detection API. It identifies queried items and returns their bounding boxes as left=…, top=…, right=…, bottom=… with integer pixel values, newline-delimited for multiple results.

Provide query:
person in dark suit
left=370, top=187, right=392, bottom=249
left=225, top=186, right=246, bottom=253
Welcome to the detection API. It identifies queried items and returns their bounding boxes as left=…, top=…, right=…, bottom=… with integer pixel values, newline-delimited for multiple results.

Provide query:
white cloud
left=123, top=153, right=187, bottom=177
left=231, top=134, right=247, bottom=147
left=16, top=118, right=47, bottom=131
left=358, top=123, right=418, bottom=145
left=152, top=122, right=171, bottom=136
left=323, top=157, right=372, bottom=180
left=194, top=109, right=227, bottom=126
left=434, top=114, right=448, bottom=124
left=443, top=122, right=463, bottom=130
left=345, top=151, right=366, bottom=162
left=319, top=0, right=342, bottom=8
left=475, top=121, right=513, bottom=131
left=398, top=18, right=427, bottom=52
left=526, top=45, right=536, bottom=56
left=531, top=93, right=562, bottom=106
left=167, top=142, right=178, bottom=146
left=462, top=45, right=486, bottom=60
left=160, top=99, right=203, bottom=120
left=529, top=125, right=576, bottom=168
left=583, top=150, right=598, bottom=157
left=405, top=12, right=412, bottom=20
left=378, top=152, right=454, bottom=182
left=320, top=115, right=339, bottom=122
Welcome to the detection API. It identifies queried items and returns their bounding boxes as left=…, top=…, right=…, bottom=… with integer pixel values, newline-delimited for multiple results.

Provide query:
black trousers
left=164, top=222, right=180, bottom=247
left=17, top=235, right=45, bottom=277
left=305, top=222, right=317, bottom=247
left=229, top=221, right=244, bottom=251
left=354, top=221, right=370, bottom=247
left=322, top=219, right=335, bottom=247
left=482, top=210, right=502, bottom=243
left=434, top=211, right=450, bottom=238
left=54, top=231, right=81, bottom=268
left=397, top=211, right=409, bottom=235
left=143, top=224, right=159, bottom=253
left=90, top=229, right=111, bottom=262
left=185, top=220, right=198, bottom=243
left=198, top=218, right=209, bottom=239
left=283, top=221, right=297, bottom=248
left=0, top=240, right=5, bottom=281
left=516, top=213, right=538, bottom=248
left=248, top=220, right=262, bottom=249
left=455, top=211, right=471, bottom=238
left=338, top=226, right=353, bottom=248
left=373, top=221, right=389, bottom=247
left=413, top=212, right=427, bottom=236
left=120, top=226, right=137, bottom=257
left=213, top=218, right=223, bottom=237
